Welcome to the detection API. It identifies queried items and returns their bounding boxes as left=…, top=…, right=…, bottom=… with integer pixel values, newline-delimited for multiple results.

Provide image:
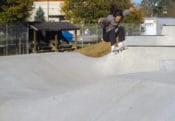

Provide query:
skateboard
left=112, top=47, right=127, bottom=54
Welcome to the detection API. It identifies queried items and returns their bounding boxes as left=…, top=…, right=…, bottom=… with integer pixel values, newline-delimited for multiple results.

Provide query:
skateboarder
left=98, top=5, right=135, bottom=52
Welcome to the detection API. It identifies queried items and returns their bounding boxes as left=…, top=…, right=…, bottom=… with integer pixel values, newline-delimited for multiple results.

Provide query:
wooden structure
left=29, top=22, right=79, bottom=53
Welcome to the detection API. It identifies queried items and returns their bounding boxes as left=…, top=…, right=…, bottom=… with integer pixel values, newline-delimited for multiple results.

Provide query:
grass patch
left=75, top=41, right=111, bottom=57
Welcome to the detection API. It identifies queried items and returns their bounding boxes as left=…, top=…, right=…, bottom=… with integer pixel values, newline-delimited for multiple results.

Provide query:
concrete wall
left=157, top=18, right=175, bottom=35
left=142, top=18, right=175, bottom=35
left=127, top=26, right=175, bottom=46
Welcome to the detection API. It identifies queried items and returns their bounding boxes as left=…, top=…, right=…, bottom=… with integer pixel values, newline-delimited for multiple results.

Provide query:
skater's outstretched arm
left=123, top=7, right=135, bottom=16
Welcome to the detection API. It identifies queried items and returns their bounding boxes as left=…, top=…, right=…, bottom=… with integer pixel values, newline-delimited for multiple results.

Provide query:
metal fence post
left=19, top=37, right=21, bottom=54
left=26, top=24, right=29, bottom=54
left=5, top=23, right=8, bottom=56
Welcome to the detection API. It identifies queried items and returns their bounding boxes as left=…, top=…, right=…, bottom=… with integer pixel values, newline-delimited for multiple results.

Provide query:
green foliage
left=0, top=0, right=33, bottom=23
left=62, top=0, right=144, bottom=24
left=34, top=7, right=45, bottom=22
left=123, top=9, right=144, bottom=23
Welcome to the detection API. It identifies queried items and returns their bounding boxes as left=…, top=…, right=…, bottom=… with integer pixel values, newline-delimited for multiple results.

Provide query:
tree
left=61, top=0, right=144, bottom=24
left=123, top=8, right=143, bottom=23
left=34, top=7, right=45, bottom=22
left=141, top=0, right=168, bottom=17
left=0, top=0, right=33, bottom=23
left=166, top=0, right=175, bottom=17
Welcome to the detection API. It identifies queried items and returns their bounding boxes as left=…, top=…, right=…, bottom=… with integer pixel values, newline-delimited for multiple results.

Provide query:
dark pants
left=103, top=26, right=125, bottom=46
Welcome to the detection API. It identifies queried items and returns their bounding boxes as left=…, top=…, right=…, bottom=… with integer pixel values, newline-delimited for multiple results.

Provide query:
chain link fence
left=0, top=22, right=141, bottom=56
left=122, top=23, right=141, bottom=36
left=0, top=23, right=29, bottom=56
left=75, top=24, right=102, bottom=46
left=75, top=23, right=141, bottom=48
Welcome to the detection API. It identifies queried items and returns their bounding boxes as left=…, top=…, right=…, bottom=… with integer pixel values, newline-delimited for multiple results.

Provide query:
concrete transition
left=1, top=26, right=175, bottom=121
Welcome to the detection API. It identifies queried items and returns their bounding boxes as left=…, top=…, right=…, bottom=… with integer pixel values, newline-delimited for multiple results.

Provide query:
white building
left=30, top=0, right=65, bottom=22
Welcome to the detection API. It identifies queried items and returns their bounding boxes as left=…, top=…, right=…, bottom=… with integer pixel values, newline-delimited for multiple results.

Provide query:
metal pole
left=19, top=38, right=21, bottom=54
left=26, top=24, right=29, bottom=54
left=47, top=0, right=49, bottom=21
left=5, top=24, right=8, bottom=56
left=74, top=30, right=78, bottom=49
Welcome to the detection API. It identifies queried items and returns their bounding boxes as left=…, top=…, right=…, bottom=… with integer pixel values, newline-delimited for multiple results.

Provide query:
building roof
left=30, top=22, right=79, bottom=31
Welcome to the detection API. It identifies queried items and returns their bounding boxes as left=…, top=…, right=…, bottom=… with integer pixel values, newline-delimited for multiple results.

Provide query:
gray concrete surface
left=127, top=26, right=175, bottom=46
left=1, top=26, right=175, bottom=121
left=160, top=60, right=175, bottom=72
left=157, top=18, right=175, bottom=35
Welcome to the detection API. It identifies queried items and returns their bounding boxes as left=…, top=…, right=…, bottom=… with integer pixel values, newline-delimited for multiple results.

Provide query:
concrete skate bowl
left=0, top=25, right=174, bottom=121
left=1, top=47, right=175, bottom=121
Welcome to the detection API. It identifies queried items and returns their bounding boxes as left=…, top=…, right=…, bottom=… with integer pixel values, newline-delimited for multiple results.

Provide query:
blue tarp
left=62, top=31, right=73, bottom=42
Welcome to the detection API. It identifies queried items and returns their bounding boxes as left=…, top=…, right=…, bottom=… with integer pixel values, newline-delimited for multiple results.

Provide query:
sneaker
left=122, top=41, right=128, bottom=50
left=111, top=45, right=116, bottom=52
left=123, top=46, right=128, bottom=50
